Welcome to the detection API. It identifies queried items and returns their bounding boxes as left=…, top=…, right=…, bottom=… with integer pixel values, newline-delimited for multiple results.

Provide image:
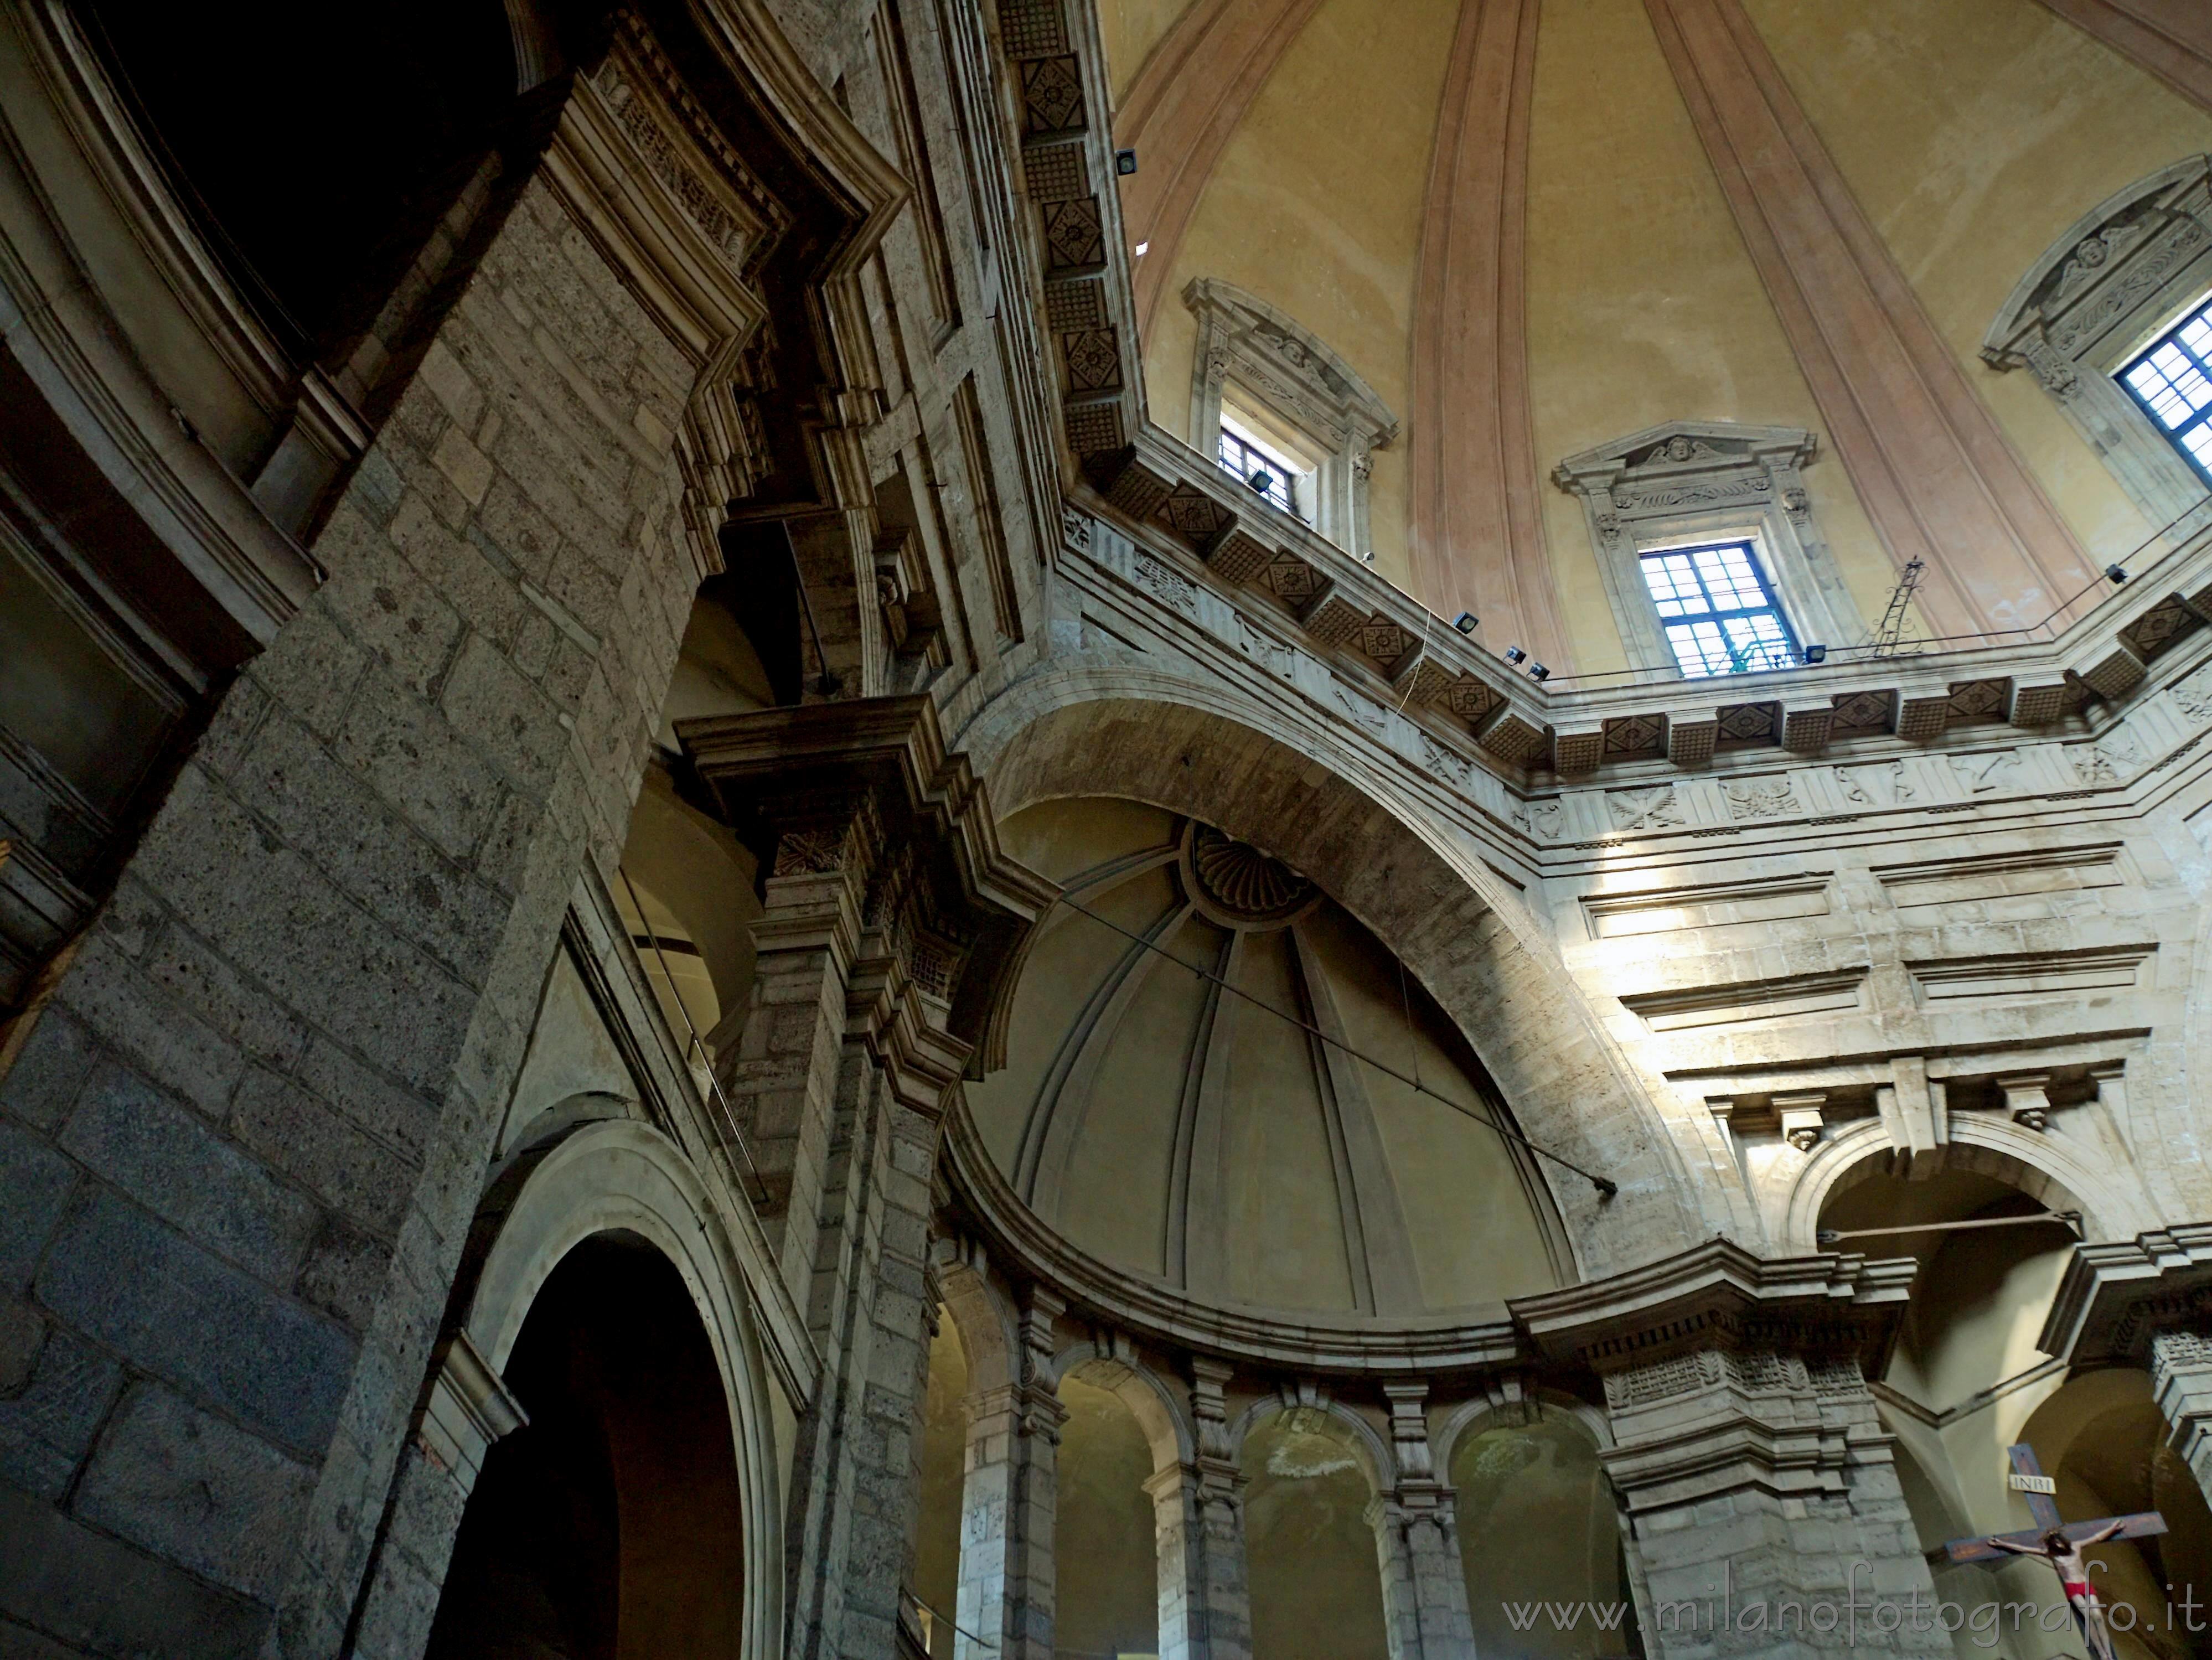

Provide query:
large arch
left=1781, top=1117, right=2158, bottom=1252
left=953, top=660, right=1715, bottom=1276
left=456, top=1116, right=785, bottom=1660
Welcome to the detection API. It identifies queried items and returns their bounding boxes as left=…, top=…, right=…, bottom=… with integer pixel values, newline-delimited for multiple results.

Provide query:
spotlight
left=1133, top=240, right=1150, bottom=257
left=1503, top=647, right=1527, bottom=664
left=2106, top=563, right=2131, bottom=585
left=1528, top=662, right=1551, bottom=682
left=1453, top=611, right=1479, bottom=635
left=1115, top=149, right=1139, bottom=176
left=1247, top=469, right=1275, bottom=497
left=1802, top=643, right=1828, bottom=665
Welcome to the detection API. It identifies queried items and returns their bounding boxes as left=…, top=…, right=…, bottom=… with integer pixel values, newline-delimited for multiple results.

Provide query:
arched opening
left=1242, top=1410, right=1388, bottom=1660
left=914, top=1310, right=969, bottom=1659
left=426, top=1233, right=746, bottom=1659
left=76, top=0, right=534, bottom=364
left=1452, top=1412, right=1640, bottom=1660
left=2015, top=1371, right=2212, bottom=1660
left=1054, top=1375, right=1159, bottom=1660
left=1820, top=1163, right=2089, bottom=1652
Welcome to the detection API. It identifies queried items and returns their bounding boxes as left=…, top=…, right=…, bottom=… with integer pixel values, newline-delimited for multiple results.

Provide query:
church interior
left=7, top=0, right=2212, bottom=1657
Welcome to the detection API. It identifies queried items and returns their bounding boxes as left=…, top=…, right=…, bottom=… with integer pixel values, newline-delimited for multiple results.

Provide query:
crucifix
left=1944, top=1442, right=2166, bottom=1660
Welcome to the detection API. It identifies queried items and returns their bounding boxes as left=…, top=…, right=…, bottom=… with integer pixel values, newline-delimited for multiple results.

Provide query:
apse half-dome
left=968, top=798, right=1568, bottom=1318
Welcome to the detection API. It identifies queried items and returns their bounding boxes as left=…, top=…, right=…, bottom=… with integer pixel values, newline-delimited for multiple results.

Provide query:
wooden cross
left=1942, top=1442, right=2167, bottom=1564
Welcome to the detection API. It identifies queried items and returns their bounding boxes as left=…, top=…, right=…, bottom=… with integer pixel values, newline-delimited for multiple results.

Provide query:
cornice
left=1508, top=1238, right=1917, bottom=1377
left=2038, top=1222, right=2212, bottom=1367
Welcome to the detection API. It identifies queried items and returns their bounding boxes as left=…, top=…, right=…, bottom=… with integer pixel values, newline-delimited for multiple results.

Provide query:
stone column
left=1368, top=1384, right=1476, bottom=1660
left=1602, top=1346, right=1945, bottom=1660
left=956, top=1290, right=1066, bottom=1660
left=2151, top=1330, right=2212, bottom=1502
left=1148, top=1357, right=1255, bottom=1660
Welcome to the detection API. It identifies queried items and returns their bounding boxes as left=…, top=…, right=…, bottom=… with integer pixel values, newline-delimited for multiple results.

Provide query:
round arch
left=459, top=1116, right=784, bottom=1660
left=1781, top=1118, right=2155, bottom=1252
left=1431, top=1389, right=1613, bottom=1478
left=953, top=660, right=1715, bottom=1276
left=1229, top=1390, right=1397, bottom=1496
left=1051, top=1341, right=1197, bottom=1474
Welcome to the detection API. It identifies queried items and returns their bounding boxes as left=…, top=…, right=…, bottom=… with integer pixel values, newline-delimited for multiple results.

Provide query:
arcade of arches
left=13, top=2, right=2212, bottom=1660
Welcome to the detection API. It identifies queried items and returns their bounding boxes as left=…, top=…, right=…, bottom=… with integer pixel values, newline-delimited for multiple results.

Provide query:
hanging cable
left=1052, top=891, right=1619, bottom=1200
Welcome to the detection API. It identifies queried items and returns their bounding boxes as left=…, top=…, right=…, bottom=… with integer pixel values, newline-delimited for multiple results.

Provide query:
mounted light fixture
left=1453, top=612, right=1479, bottom=634
left=1115, top=149, right=1139, bottom=175
left=2106, top=563, right=2131, bottom=585
left=1802, top=643, right=1828, bottom=665
left=1503, top=647, right=1527, bottom=664
left=1527, top=663, right=1551, bottom=682
left=1248, top=469, right=1275, bottom=497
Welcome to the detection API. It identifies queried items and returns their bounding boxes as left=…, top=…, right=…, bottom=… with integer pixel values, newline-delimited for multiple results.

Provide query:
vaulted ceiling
left=1097, top=0, right=2212, bottom=674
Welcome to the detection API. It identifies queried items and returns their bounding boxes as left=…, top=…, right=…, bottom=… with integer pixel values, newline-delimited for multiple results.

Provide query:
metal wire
left=1817, top=1211, right=2080, bottom=1246
left=1052, top=891, right=1619, bottom=1200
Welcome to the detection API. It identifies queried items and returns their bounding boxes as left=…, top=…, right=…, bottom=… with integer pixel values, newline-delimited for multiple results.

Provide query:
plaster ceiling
left=1094, top=0, right=2212, bottom=676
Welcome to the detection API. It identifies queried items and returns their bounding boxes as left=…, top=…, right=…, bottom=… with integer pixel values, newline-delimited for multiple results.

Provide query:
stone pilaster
left=1599, top=1348, right=1942, bottom=1660
left=348, top=1332, right=526, bottom=1658
left=1147, top=1357, right=1255, bottom=1660
left=1512, top=1242, right=1930, bottom=1660
left=681, top=698, right=1052, bottom=1660
left=2151, top=1330, right=2212, bottom=1502
left=1368, top=1383, right=1476, bottom=1660
left=957, top=1290, right=1066, bottom=1660
left=2041, top=1227, right=2212, bottom=1511
left=716, top=787, right=876, bottom=1296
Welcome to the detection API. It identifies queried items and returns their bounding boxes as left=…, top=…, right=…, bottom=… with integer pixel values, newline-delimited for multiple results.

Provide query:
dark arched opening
left=426, top=1233, right=745, bottom=1659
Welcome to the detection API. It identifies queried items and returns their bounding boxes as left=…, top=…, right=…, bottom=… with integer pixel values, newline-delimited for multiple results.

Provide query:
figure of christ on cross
left=1945, top=1442, right=2167, bottom=1660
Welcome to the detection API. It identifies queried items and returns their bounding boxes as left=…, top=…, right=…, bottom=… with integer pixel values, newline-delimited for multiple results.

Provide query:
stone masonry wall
left=0, top=159, right=700, bottom=1658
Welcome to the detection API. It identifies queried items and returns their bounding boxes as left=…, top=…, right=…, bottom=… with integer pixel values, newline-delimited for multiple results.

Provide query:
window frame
left=1216, top=407, right=1312, bottom=524
left=1552, top=422, right=1864, bottom=686
left=1983, top=160, right=2212, bottom=539
left=1637, top=539, right=1805, bottom=679
left=2118, top=296, right=2212, bottom=489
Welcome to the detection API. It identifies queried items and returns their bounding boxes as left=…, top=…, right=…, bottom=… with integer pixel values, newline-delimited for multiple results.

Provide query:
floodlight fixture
left=1453, top=612, right=1479, bottom=634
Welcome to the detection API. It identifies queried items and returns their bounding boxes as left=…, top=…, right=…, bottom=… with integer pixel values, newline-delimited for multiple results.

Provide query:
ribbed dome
left=965, top=798, right=1565, bottom=1318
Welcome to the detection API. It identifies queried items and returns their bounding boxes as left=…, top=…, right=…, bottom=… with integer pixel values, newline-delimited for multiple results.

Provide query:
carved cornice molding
left=1508, top=1238, right=1916, bottom=1378
left=2038, top=1222, right=2212, bottom=1367
left=679, top=695, right=1057, bottom=1086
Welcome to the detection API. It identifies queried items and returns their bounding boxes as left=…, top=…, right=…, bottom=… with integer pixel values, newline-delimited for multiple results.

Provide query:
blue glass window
left=2120, top=297, right=2212, bottom=484
left=1639, top=543, right=1801, bottom=678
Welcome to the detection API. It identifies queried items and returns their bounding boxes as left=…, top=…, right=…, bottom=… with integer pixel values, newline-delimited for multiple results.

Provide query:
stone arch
left=1781, top=1117, right=2154, bottom=1252
left=1431, top=1389, right=1611, bottom=1478
left=931, top=1244, right=1020, bottom=1396
left=1051, top=1341, right=1198, bottom=1472
left=1230, top=1390, right=1397, bottom=1496
left=458, top=1116, right=784, bottom=1659
left=954, top=658, right=1714, bottom=1276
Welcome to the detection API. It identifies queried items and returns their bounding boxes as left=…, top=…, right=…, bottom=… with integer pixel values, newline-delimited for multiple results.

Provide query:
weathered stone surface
left=0, top=1327, right=120, bottom=1498
left=61, top=1063, right=321, bottom=1285
left=0, top=1124, right=73, bottom=1290
left=0, top=1482, right=265, bottom=1657
left=34, top=1193, right=355, bottom=1454
left=75, top=1384, right=316, bottom=1605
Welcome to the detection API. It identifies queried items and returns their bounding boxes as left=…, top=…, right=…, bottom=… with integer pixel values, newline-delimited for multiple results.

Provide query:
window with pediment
left=1553, top=423, right=1864, bottom=684
left=1984, top=158, right=2212, bottom=536
left=1183, top=278, right=1397, bottom=561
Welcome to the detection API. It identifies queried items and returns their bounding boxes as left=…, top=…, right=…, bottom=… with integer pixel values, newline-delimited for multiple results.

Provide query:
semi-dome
left=965, top=797, right=1567, bottom=1318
